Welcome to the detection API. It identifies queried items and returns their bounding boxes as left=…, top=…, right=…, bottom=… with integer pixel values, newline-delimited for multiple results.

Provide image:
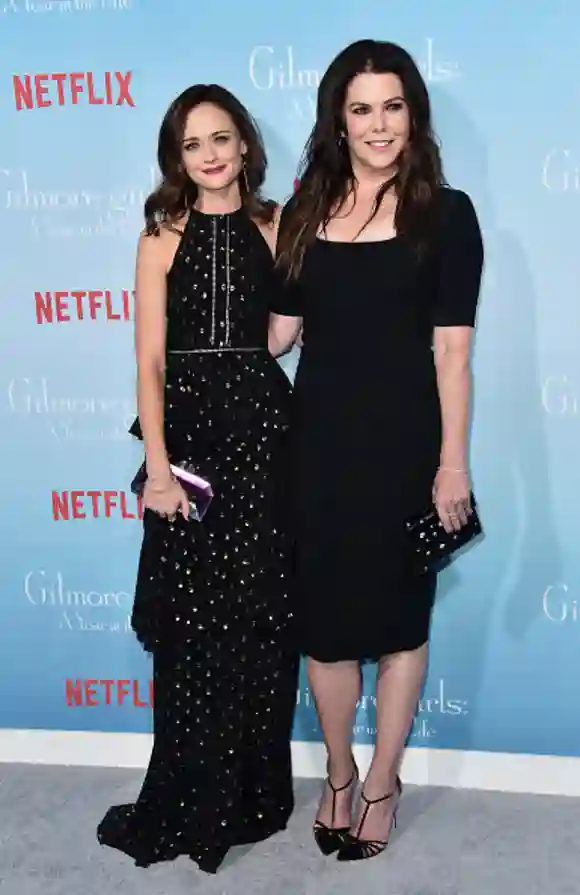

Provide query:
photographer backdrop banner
left=0, top=0, right=579, bottom=774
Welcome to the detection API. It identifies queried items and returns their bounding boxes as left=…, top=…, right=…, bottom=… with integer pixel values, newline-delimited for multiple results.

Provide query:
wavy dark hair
left=277, top=40, right=446, bottom=278
left=144, top=84, right=275, bottom=234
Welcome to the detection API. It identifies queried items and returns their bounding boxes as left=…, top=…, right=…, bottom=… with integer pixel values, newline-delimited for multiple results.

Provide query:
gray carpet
left=0, top=765, right=578, bottom=894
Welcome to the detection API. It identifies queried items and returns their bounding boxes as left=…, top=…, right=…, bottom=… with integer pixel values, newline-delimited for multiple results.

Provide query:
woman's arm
left=134, top=232, right=171, bottom=485
left=267, top=205, right=304, bottom=354
left=431, top=189, right=484, bottom=531
left=269, top=312, right=302, bottom=357
left=433, top=326, right=472, bottom=473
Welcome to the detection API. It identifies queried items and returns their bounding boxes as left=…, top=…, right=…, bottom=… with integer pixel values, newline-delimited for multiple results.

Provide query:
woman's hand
left=143, top=475, right=190, bottom=521
left=432, top=467, right=471, bottom=533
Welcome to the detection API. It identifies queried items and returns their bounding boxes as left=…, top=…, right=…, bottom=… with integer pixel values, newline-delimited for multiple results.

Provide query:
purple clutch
left=131, top=461, right=214, bottom=522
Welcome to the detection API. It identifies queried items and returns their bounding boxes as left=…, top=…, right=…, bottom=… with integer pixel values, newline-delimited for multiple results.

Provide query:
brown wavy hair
left=144, top=84, right=276, bottom=234
left=277, top=40, right=446, bottom=278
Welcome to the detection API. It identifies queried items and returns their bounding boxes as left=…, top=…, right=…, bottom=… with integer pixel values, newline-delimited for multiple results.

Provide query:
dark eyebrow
left=348, top=95, right=405, bottom=107
left=181, top=129, right=232, bottom=144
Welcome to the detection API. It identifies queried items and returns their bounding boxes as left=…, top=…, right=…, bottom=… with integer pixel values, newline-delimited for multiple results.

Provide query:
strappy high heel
left=336, top=775, right=402, bottom=862
left=312, top=765, right=359, bottom=856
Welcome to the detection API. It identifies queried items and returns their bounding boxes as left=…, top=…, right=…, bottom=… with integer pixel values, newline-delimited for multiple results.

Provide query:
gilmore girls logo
left=542, top=149, right=580, bottom=192
left=24, top=569, right=132, bottom=633
left=298, top=677, right=467, bottom=742
left=25, top=569, right=130, bottom=609
left=2, top=1, right=134, bottom=14
left=0, top=167, right=156, bottom=238
left=247, top=39, right=459, bottom=93
left=541, top=375, right=579, bottom=416
left=7, top=377, right=134, bottom=441
left=543, top=584, right=578, bottom=624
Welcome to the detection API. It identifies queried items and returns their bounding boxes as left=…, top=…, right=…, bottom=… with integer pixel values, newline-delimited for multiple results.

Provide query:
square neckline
left=314, top=234, right=400, bottom=246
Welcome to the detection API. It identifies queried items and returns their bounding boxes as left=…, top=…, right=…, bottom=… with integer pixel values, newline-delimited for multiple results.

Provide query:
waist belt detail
left=167, top=347, right=266, bottom=355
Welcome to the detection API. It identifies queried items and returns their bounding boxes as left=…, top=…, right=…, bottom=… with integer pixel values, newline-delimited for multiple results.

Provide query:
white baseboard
left=0, top=729, right=578, bottom=797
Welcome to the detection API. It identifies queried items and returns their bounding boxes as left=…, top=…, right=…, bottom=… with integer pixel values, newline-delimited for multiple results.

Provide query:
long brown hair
left=144, top=84, right=276, bottom=234
left=277, top=40, right=446, bottom=278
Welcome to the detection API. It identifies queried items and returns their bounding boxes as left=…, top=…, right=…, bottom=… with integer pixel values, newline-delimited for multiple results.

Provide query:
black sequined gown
left=97, top=207, right=298, bottom=874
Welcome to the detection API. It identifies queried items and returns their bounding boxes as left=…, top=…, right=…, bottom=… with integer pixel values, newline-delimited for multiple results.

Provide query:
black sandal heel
left=337, top=776, right=402, bottom=862
left=313, top=765, right=358, bottom=856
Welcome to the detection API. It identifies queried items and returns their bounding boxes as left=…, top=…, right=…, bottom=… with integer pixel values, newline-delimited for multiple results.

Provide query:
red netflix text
left=35, top=290, right=134, bottom=324
left=66, top=679, right=153, bottom=708
left=52, top=490, right=143, bottom=521
left=13, top=72, right=135, bottom=111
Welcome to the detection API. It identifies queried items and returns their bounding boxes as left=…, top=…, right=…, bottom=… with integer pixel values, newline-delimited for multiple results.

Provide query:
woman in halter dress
left=96, top=84, right=298, bottom=875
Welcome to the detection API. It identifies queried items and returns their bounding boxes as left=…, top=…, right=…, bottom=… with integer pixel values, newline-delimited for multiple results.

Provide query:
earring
left=241, top=156, right=250, bottom=193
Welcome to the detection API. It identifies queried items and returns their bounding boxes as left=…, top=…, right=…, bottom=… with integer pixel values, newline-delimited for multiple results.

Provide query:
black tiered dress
left=97, top=208, right=298, bottom=873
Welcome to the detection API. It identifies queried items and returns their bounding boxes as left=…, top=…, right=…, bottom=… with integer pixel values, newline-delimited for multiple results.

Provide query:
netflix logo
left=35, top=289, right=134, bottom=324
left=66, top=678, right=153, bottom=708
left=52, top=490, right=143, bottom=520
left=13, top=71, right=135, bottom=111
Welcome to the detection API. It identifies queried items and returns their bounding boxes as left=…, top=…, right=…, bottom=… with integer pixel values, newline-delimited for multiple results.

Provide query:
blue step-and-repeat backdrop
left=0, top=0, right=579, bottom=759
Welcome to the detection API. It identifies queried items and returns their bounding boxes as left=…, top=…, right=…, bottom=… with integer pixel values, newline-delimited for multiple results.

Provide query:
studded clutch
left=404, top=494, right=482, bottom=573
left=130, top=461, right=214, bottom=522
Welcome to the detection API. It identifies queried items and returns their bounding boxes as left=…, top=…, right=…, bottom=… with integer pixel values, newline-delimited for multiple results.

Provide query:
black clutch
left=404, top=495, right=482, bottom=573
left=130, top=461, right=214, bottom=522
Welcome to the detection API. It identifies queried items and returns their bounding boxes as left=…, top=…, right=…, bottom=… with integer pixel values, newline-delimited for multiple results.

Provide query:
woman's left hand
left=432, top=467, right=471, bottom=533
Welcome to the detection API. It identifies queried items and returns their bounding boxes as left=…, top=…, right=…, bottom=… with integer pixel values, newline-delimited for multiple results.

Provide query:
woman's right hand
left=143, top=475, right=190, bottom=521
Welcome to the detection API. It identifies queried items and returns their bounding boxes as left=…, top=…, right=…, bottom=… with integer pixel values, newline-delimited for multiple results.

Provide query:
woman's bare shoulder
left=252, top=203, right=283, bottom=254
left=137, top=214, right=189, bottom=270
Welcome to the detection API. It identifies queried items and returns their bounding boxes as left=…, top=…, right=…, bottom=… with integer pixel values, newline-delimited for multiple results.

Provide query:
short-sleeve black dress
left=271, top=187, right=484, bottom=662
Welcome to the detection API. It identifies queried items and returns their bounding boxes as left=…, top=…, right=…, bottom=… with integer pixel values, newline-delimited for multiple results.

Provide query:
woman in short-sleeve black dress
left=274, top=188, right=481, bottom=660
left=269, top=40, right=484, bottom=863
